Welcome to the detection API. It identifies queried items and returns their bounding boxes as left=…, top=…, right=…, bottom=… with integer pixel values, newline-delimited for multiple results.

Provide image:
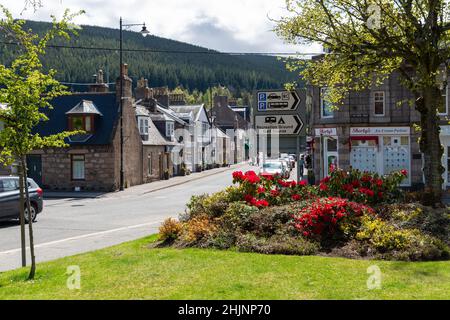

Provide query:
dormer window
left=65, top=100, right=103, bottom=142
left=68, top=115, right=94, bottom=132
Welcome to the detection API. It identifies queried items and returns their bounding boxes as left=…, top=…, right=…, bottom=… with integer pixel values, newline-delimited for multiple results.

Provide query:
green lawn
left=0, top=235, right=449, bottom=299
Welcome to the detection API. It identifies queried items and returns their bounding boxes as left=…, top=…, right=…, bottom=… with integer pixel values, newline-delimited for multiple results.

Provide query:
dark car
left=0, top=176, right=43, bottom=223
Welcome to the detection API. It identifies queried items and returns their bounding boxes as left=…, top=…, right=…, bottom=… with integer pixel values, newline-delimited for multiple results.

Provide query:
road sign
left=254, top=114, right=304, bottom=135
left=256, top=90, right=300, bottom=111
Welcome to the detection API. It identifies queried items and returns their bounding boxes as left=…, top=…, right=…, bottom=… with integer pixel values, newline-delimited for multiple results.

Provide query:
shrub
left=293, top=197, right=374, bottom=239
left=179, top=215, right=218, bottom=245
left=158, top=218, right=183, bottom=242
left=202, top=191, right=230, bottom=217
left=356, top=215, right=450, bottom=260
left=317, top=168, right=406, bottom=204
left=236, top=233, right=319, bottom=256
left=221, top=201, right=259, bottom=230
left=378, top=203, right=450, bottom=243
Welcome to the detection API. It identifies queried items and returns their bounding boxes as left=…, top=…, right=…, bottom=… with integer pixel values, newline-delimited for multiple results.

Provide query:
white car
left=261, top=160, right=287, bottom=177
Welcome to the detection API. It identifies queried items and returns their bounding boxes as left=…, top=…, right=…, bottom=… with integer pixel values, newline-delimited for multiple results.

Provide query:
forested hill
left=0, top=20, right=300, bottom=92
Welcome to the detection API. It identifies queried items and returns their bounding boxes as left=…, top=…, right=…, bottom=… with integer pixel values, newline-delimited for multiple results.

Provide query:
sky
left=1, top=0, right=322, bottom=54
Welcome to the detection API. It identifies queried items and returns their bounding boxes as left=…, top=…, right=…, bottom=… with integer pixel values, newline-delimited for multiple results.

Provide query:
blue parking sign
left=258, top=92, right=267, bottom=101
left=258, top=102, right=267, bottom=110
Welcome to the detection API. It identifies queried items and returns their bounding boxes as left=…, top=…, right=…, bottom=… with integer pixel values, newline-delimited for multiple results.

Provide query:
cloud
left=0, top=0, right=321, bottom=54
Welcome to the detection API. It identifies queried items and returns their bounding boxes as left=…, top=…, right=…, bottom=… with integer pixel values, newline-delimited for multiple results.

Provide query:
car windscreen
left=263, top=163, right=281, bottom=169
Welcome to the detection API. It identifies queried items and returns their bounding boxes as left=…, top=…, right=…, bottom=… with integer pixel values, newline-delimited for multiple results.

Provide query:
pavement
left=0, top=163, right=251, bottom=272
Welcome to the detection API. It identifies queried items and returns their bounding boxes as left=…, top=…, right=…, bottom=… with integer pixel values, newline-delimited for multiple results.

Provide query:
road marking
left=0, top=221, right=161, bottom=255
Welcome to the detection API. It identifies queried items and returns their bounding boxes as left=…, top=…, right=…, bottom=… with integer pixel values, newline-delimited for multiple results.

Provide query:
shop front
left=315, top=128, right=338, bottom=178
left=350, top=127, right=411, bottom=186
left=440, top=125, right=450, bottom=188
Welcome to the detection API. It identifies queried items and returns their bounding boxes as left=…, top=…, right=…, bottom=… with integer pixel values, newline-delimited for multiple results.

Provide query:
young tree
left=275, top=0, right=450, bottom=204
left=0, top=6, right=83, bottom=279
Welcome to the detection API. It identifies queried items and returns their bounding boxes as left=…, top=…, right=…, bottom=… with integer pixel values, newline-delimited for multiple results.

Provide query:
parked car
left=279, top=159, right=291, bottom=177
left=261, top=160, right=288, bottom=178
left=0, top=176, right=43, bottom=222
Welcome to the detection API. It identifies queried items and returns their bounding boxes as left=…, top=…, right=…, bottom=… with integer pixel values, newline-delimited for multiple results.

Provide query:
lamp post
left=119, top=17, right=150, bottom=191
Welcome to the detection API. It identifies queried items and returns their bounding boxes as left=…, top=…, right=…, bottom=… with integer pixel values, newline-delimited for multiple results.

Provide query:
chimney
left=152, top=86, right=169, bottom=108
left=214, top=95, right=228, bottom=108
left=115, top=63, right=132, bottom=104
left=135, top=77, right=153, bottom=101
left=89, top=69, right=109, bottom=93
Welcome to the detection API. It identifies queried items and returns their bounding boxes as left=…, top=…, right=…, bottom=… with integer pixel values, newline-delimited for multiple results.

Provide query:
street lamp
left=119, top=17, right=149, bottom=191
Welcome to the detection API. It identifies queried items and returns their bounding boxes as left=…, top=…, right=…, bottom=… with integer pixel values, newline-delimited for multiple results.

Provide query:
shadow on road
left=0, top=220, right=19, bottom=229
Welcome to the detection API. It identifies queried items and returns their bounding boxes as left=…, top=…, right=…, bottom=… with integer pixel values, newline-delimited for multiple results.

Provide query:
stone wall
left=39, top=145, right=116, bottom=191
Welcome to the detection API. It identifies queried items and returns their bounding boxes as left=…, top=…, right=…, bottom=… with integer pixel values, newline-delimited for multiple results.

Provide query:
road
left=0, top=164, right=254, bottom=272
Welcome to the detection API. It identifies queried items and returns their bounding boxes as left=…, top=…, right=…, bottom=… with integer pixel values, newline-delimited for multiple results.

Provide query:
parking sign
left=258, top=102, right=267, bottom=110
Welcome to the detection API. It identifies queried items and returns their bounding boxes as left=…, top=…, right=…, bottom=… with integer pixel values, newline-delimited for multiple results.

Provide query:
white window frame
left=138, top=117, right=149, bottom=135
left=166, top=121, right=174, bottom=137
left=320, top=87, right=334, bottom=118
left=438, top=85, right=448, bottom=116
left=373, top=91, right=385, bottom=116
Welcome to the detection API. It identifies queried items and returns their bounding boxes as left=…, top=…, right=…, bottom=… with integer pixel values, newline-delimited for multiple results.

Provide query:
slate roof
left=169, top=104, right=204, bottom=122
left=135, top=105, right=176, bottom=146
left=65, top=100, right=103, bottom=116
left=210, top=105, right=250, bottom=130
left=34, top=92, right=118, bottom=145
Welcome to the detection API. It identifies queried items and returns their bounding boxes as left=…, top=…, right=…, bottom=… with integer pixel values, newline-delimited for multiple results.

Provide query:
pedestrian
left=298, top=155, right=305, bottom=180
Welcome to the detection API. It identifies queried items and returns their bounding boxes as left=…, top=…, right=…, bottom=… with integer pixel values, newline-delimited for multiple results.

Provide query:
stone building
left=309, top=69, right=449, bottom=189
left=27, top=65, right=170, bottom=191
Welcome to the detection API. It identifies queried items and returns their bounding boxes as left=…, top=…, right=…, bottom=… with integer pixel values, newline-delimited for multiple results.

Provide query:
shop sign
left=315, top=128, right=337, bottom=136
left=350, top=127, right=410, bottom=136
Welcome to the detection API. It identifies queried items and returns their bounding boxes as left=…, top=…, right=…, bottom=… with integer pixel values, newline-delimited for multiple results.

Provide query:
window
left=438, top=86, right=448, bottom=115
left=166, top=122, right=174, bottom=137
left=139, top=117, right=149, bottom=135
left=148, top=153, right=155, bottom=176
left=69, top=115, right=94, bottom=133
left=0, top=179, right=18, bottom=192
left=320, top=87, right=333, bottom=118
left=71, top=155, right=85, bottom=180
left=374, top=91, right=385, bottom=116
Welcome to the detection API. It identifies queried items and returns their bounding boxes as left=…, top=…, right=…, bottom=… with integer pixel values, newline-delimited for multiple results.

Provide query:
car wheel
left=24, top=205, right=37, bottom=223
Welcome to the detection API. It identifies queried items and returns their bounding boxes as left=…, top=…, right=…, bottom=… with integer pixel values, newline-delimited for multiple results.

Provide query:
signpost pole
left=296, top=135, right=301, bottom=182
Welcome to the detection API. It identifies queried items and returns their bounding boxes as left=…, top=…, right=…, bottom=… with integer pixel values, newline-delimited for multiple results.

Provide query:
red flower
left=298, top=180, right=307, bottom=186
left=232, top=171, right=244, bottom=181
left=244, top=171, right=260, bottom=184
left=257, top=186, right=266, bottom=194
left=290, top=181, right=297, bottom=188
left=244, top=194, right=254, bottom=203
left=375, top=179, right=383, bottom=187
left=319, top=183, right=328, bottom=191
left=351, top=180, right=361, bottom=188
left=270, top=189, right=280, bottom=197
left=401, top=169, right=408, bottom=176
left=378, top=191, right=383, bottom=198
left=291, top=194, right=301, bottom=201
left=260, top=172, right=274, bottom=180
left=321, top=176, right=330, bottom=184
left=256, top=199, right=269, bottom=207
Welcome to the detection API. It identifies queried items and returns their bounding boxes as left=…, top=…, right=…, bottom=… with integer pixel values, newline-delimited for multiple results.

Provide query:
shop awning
left=349, top=136, right=379, bottom=151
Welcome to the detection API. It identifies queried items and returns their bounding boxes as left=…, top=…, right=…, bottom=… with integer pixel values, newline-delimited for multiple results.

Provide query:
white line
left=0, top=221, right=161, bottom=255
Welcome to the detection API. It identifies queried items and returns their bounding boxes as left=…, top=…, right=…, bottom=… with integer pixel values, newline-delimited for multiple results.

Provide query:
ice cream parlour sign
left=350, top=127, right=410, bottom=136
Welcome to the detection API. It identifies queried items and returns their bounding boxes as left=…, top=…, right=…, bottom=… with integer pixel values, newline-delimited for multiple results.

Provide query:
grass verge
left=0, top=235, right=449, bottom=299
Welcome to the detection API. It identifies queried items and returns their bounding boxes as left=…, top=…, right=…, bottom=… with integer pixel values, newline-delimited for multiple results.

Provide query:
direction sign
left=254, top=114, right=304, bottom=135
left=257, top=90, right=301, bottom=111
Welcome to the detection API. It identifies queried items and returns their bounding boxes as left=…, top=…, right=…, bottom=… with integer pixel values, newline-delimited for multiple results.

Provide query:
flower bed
left=157, top=169, right=449, bottom=261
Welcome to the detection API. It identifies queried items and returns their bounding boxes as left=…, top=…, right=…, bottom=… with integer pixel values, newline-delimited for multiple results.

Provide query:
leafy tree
left=276, top=0, right=450, bottom=204
left=0, top=6, right=82, bottom=279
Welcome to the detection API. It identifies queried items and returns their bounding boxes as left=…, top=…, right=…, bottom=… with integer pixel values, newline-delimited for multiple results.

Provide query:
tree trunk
left=18, top=164, right=26, bottom=267
left=417, top=87, right=444, bottom=206
left=21, top=156, right=36, bottom=279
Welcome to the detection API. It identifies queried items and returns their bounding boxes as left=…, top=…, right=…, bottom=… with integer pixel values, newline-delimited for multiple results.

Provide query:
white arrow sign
left=257, top=90, right=300, bottom=111
left=255, top=114, right=304, bottom=135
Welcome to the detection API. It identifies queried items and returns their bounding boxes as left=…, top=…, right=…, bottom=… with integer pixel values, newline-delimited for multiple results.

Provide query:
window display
left=350, top=140, right=378, bottom=172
